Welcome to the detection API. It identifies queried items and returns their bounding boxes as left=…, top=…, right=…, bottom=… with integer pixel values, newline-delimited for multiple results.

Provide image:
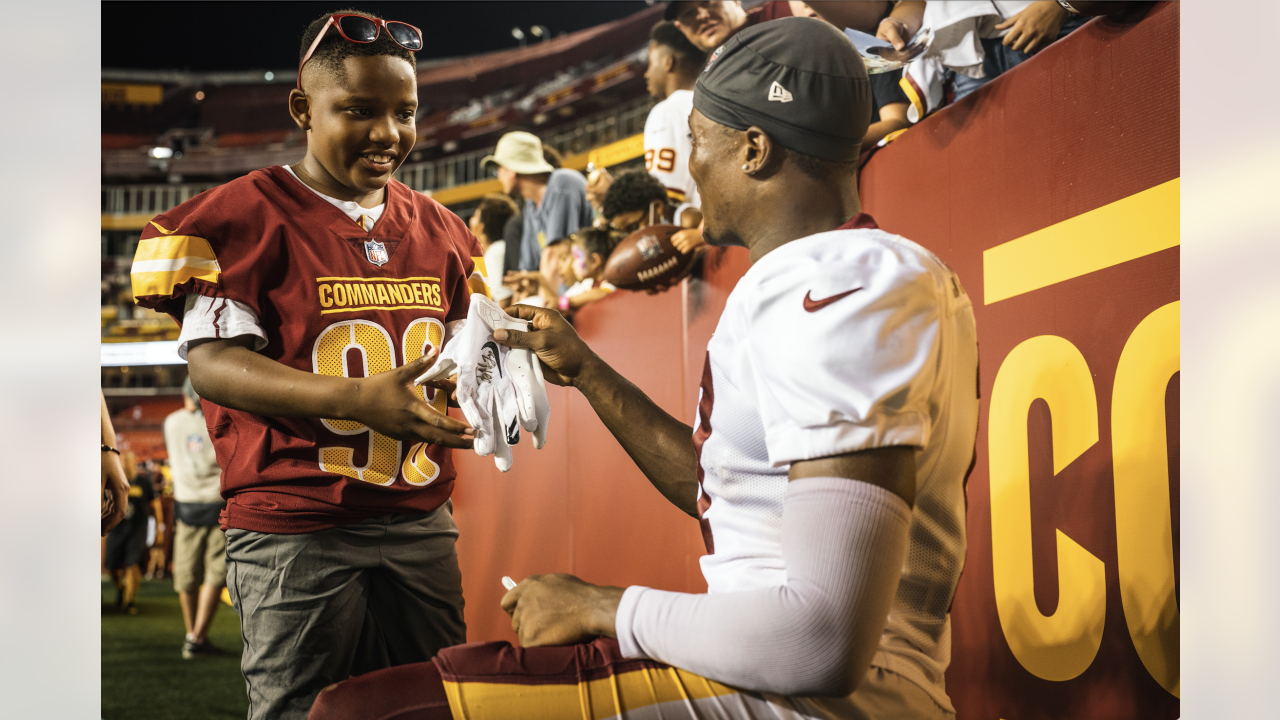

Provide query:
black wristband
left=102, top=444, right=120, bottom=455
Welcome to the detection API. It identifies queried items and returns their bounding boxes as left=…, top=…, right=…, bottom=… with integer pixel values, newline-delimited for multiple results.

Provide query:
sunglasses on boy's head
left=297, top=14, right=424, bottom=89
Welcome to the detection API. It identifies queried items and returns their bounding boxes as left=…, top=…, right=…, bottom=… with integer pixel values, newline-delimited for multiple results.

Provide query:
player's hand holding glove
left=416, top=294, right=550, bottom=471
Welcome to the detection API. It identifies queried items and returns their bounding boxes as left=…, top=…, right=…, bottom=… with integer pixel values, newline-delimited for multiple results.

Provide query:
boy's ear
left=288, top=89, right=312, bottom=131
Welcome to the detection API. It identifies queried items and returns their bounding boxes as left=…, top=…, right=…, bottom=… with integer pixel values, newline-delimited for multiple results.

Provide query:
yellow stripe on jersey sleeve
left=131, top=234, right=222, bottom=297
left=469, top=256, right=492, bottom=299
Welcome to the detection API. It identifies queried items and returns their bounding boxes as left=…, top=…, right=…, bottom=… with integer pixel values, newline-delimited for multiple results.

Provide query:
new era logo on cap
left=768, top=81, right=793, bottom=103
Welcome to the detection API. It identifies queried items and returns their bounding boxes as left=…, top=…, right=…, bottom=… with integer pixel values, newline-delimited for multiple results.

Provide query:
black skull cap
left=694, top=17, right=872, bottom=162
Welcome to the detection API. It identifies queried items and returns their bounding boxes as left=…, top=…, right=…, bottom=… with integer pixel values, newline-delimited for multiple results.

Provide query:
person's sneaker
left=182, top=638, right=226, bottom=659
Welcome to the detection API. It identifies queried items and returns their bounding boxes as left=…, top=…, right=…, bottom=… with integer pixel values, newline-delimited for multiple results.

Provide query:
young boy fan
left=130, top=10, right=482, bottom=719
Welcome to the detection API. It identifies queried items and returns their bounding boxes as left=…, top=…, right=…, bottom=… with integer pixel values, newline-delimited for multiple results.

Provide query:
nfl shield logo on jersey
left=364, top=239, right=390, bottom=266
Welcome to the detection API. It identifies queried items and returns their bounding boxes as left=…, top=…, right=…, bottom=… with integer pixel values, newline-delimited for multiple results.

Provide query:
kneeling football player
left=310, top=17, right=978, bottom=720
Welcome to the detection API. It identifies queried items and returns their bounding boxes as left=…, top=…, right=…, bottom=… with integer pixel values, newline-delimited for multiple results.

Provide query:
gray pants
left=226, top=504, right=466, bottom=720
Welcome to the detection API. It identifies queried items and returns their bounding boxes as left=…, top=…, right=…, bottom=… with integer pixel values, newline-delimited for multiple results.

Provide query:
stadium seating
left=101, top=5, right=662, bottom=185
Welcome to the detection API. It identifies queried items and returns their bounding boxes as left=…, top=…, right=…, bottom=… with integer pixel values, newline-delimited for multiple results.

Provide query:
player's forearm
left=862, top=116, right=909, bottom=148
left=888, top=1, right=925, bottom=36
left=566, top=287, right=612, bottom=311
left=615, top=478, right=912, bottom=696
left=574, top=355, right=700, bottom=516
left=186, top=340, right=359, bottom=421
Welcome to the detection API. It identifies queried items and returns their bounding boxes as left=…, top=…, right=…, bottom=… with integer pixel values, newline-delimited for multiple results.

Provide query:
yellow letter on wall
left=1112, top=301, right=1180, bottom=697
left=989, top=335, right=1106, bottom=681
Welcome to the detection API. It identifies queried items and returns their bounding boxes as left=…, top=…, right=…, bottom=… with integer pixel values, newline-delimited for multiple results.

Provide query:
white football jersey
left=644, top=89, right=700, bottom=209
left=693, top=217, right=978, bottom=715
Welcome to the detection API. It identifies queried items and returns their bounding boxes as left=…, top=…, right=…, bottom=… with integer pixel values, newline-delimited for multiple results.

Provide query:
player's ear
left=289, top=88, right=312, bottom=131
left=741, top=126, right=775, bottom=177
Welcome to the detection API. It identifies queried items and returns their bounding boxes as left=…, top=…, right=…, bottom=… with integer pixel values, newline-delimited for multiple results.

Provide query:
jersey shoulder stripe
left=129, top=170, right=280, bottom=307
left=131, top=225, right=222, bottom=298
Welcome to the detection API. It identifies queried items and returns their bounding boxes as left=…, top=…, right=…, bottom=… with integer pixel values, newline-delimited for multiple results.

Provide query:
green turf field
left=102, top=578, right=248, bottom=720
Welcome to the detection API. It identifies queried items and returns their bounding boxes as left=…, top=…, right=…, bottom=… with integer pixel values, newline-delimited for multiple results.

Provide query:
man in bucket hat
left=484, top=132, right=591, bottom=282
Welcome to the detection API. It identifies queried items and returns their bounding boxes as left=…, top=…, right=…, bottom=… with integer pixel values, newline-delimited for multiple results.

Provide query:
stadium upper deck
left=102, top=4, right=662, bottom=186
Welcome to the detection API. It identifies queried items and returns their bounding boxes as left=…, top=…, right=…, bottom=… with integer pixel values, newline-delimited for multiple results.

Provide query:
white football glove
left=415, top=294, right=550, bottom=471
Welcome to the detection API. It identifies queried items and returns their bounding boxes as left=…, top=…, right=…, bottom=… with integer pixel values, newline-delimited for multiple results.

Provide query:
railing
left=101, top=183, right=220, bottom=217
left=102, top=93, right=654, bottom=216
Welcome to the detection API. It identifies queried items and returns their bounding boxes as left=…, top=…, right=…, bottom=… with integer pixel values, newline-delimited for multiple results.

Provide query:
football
left=603, top=224, right=697, bottom=291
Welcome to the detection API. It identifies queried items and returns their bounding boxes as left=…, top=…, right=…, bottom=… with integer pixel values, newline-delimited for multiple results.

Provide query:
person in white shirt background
left=643, top=21, right=705, bottom=224
left=468, top=193, right=520, bottom=304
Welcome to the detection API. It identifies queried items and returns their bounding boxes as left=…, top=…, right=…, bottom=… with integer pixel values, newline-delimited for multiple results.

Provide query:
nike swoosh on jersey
left=803, top=287, right=863, bottom=312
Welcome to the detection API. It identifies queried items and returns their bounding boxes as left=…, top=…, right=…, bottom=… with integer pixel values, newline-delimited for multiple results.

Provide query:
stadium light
left=101, top=340, right=185, bottom=367
left=531, top=25, right=549, bottom=42
left=149, top=147, right=174, bottom=159
left=511, top=26, right=525, bottom=47
left=264, top=71, right=275, bottom=81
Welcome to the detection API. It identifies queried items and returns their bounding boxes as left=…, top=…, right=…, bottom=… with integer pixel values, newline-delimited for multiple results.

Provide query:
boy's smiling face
left=290, top=54, right=417, bottom=207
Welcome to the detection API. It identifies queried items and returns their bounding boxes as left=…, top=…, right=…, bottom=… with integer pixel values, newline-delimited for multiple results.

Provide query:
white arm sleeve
left=615, top=477, right=911, bottom=697
left=176, top=294, right=269, bottom=360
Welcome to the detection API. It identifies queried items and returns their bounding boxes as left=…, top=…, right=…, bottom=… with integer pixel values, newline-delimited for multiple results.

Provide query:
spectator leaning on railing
left=469, top=194, right=520, bottom=303
left=602, top=170, right=705, bottom=295
left=505, top=237, right=571, bottom=310
left=505, top=227, right=619, bottom=317
left=558, top=227, right=619, bottom=314
left=665, top=0, right=794, bottom=53
left=865, top=0, right=1089, bottom=120
left=602, top=170, right=702, bottom=256
left=484, top=132, right=591, bottom=297
left=784, top=3, right=911, bottom=148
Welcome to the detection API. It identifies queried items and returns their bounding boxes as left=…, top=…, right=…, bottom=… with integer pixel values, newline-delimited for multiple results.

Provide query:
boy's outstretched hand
left=351, top=351, right=475, bottom=448
left=187, top=337, right=473, bottom=449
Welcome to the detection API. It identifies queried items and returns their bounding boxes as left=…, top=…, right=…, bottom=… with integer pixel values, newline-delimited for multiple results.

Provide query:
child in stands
left=505, top=227, right=617, bottom=316
left=557, top=227, right=618, bottom=313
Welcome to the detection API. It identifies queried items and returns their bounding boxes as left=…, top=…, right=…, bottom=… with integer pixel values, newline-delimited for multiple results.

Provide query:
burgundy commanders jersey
left=131, top=166, right=485, bottom=533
